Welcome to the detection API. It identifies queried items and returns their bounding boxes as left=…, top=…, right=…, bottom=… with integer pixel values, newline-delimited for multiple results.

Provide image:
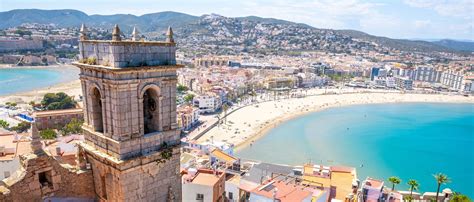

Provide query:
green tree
left=407, top=179, right=419, bottom=200
left=450, top=192, right=472, bottom=202
left=11, top=122, right=31, bottom=133
left=434, top=173, right=451, bottom=201
left=60, top=118, right=83, bottom=136
left=0, top=120, right=9, bottom=129
left=177, top=84, right=188, bottom=93
left=388, top=176, right=401, bottom=191
left=40, top=129, right=57, bottom=139
left=41, top=92, right=76, bottom=110
left=184, top=94, right=195, bottom=103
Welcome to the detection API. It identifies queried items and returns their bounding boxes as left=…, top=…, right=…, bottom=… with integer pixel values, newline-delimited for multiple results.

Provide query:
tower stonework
left=73, top=25, right=182, bottom=201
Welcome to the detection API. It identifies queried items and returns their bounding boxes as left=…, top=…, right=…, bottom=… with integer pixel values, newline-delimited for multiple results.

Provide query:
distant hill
left=0, top=9, right=466, bottom=54
left=0, top=9, right=198, bottom=33
left=431, top=39, right=474, bottom=52
left=336, top=30, right=456, bottom=53
left=0, top=9, right=90, bottom=28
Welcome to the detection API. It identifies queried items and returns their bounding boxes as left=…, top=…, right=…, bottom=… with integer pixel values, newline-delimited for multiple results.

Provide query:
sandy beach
left=196, top=89, right=474, bottom=151
left=0, top=65, right=81, bottom=105
left=0, top=80, right=82, bottom=104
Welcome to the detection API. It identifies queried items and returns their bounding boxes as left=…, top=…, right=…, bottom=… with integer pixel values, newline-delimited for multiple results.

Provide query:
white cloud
left=413, top=20, right=431, bottom=28
left=403, top=0, right=473, bottom=19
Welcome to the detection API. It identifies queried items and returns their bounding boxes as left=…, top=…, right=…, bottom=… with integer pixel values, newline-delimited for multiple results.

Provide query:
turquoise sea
left=0, top=67, right=79, bottom=96
left=236, top=103, right=474, bottom=196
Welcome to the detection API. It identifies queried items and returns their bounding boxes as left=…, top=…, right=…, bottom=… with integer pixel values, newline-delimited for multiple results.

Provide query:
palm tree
left=388, top=176, right=401, bottom=191
left=407, top=179, right=419, bottom=199
left=222, top=103, right=229, bottom=124
left=450, top=192, right=472, bottom=202
left=434, top=173, right=451, bottom=201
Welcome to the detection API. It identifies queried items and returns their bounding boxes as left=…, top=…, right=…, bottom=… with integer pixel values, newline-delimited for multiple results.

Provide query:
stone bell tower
left=73, top=24, right=182, bottom=201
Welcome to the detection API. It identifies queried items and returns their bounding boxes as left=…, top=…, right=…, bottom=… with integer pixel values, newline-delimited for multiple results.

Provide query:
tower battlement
left=77, top=24, right=176, bottom=68
left=78, top=40, right=176, bottom=68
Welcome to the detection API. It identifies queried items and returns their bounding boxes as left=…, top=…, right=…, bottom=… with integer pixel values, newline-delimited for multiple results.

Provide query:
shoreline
left=233, top=99, right=473, bottom=152
left=194, top=91, right=474, bottom=152
left=0, top=64, right=68, bottom=69
left=0, top=79, right=82, bottom=104
left=0, top=65, right=81, bottom=104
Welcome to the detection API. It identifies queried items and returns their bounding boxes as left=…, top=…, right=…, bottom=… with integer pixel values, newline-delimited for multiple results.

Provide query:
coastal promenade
left=194, top=88, right=474, bottom=150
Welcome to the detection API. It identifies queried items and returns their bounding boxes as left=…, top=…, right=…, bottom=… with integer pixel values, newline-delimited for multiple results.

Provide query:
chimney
left=112, top=24, right=121, bottom=41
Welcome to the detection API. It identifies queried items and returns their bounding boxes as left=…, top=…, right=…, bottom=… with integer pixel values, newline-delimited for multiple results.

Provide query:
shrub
left=177, top=84, right=188, bottom=93
left=60, top=118, right=83, bottom=136
left=0, top=120, right=9, bottom=129
left=86, top=57, right=97, bottom=65
left=184, top=94, right=195, bottom=103
left=40, top=129, right=57, bottom=139
left=11, top=122, right=31, bottom=133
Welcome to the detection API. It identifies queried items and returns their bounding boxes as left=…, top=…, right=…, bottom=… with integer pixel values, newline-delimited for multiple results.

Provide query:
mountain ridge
left=1, top=9, right=471, bottom=54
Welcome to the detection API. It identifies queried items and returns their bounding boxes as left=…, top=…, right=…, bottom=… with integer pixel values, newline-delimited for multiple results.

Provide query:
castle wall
left=0, top=154, right=95, bottom=202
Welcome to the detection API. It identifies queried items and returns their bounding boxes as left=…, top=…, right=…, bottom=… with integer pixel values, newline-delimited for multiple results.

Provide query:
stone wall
left=76, top=65, right=180, bottom=159
left=79, top=41, right=176, bottom=68
left=83, top=129, right=180, bottom=160
left=0, top=153, right=95, bottom=202
left=84, top=145, right=182, bottom=201
left=34, top=109, right=84, bottom=130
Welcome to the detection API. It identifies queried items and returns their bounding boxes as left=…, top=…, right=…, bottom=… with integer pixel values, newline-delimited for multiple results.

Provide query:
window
left=196, top=193, right=204, bottom=201
left=38, top=170, right=53, bottom=188
left=143, top=88, right=160, bottom=134
left=4, top=171, right=10, bottom=178
left=91, top=87, right=104, bottom=132
left=229, top=192, right=233, bottom=200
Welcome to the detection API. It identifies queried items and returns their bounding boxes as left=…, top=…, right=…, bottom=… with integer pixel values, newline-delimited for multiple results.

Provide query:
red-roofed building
left=358, top=177, right=385, bottom=201
left=182, top=168, right=226, bottom=202
left=248, top=180, right=327, bottom=202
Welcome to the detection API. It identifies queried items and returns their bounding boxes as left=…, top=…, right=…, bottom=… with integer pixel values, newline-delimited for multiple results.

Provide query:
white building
left=414, top=66, right=441, bottom=82
left=296, top=73, right=326, bottom=88
left=225, top=174, right=240, bottom=202
left=358, top=177, right=384, bottom=201
left=182, top=168, right=225, bottom=202
left=193, top=93, right=222, bottom=114
left=398, top=68, right=415, bottom=80
left=0, top=131, right=22, bottom=181
left=177, top=104, right=200, bottom=131
left=441, top=69, right=468, bottom=91
left=395, top=76, right=413, bottom=90
left=0, top=157, right=20, bottom=180
left=386, top=77, right=396, bottom=88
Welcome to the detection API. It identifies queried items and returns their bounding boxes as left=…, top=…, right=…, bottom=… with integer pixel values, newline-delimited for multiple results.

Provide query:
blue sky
left=1, top=0, right=472, bottom=40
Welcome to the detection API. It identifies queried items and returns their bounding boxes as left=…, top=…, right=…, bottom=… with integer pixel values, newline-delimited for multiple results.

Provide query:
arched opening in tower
left=91, top=87, right=104, bottom=133
left=143, top=88, right=160, bottom=134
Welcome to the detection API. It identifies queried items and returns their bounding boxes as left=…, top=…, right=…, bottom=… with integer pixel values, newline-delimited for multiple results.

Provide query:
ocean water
left=0, top=67, right=79, bottom=96
left=236, top=103, right=474, bottom=196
